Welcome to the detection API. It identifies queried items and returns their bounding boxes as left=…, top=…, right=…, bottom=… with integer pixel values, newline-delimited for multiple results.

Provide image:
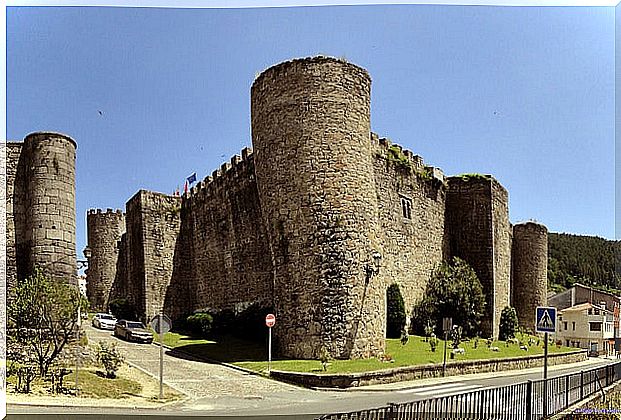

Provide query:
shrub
left=386, top=284, right=407, bottom=339
left=410, top=258, right=486, bottom=338
left=96, top=341, right=124, bottom=379
left=234, top=303, right=274, bottom=341
left=499, top=306, right=519, bottom=341
left=108, top=298, right=137, bottom=321
left=186, top=312, right=214, bottom=337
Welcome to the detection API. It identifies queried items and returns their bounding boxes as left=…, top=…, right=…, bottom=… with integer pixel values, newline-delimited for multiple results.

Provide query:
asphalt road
left=8, top=325, right=617, bottom=418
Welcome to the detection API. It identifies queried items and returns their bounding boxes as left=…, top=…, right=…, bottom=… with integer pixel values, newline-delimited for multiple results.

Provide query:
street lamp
left=365, top=251, right=382, bottom=283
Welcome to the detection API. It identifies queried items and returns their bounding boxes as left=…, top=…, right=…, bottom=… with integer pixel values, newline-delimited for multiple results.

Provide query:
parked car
left=92, top=313, right=117, bottom=330
left=114, top=320, right=153, bottom=343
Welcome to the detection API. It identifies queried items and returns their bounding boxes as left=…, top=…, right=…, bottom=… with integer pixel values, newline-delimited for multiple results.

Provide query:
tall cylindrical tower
left=25, top=132, right=77, bottom=284
left=86, top=208, right=126, bottom=311
left=251, top=57, right=384, bottom=359
left=512, top=221, right=548, bottom=329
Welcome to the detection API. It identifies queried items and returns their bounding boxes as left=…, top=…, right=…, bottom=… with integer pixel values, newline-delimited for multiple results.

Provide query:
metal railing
left=317, top=361, right=621, bottom=420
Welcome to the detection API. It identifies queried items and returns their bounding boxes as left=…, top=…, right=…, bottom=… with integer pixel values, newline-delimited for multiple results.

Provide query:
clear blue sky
left=6, top=4, right=616, bottom=260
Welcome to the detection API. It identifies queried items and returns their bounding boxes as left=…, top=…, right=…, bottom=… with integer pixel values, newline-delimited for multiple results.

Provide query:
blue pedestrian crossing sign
left=536, top=306, right=557, bottom=333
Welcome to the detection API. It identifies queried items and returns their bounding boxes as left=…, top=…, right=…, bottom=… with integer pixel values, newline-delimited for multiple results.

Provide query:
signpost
left=150, top=314, right=172, bottom=399
left=265, top=314, right=275, bottom=373
left=536, top=306, right=556, bottom=418
left=442, top=317, right=452, bottom=377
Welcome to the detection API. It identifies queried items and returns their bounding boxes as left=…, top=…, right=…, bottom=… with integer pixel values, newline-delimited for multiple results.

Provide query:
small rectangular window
left=572, top=322, right=576, bottom=331
left=589, top=322, right=602, bottom=332
left=400, top=195, right=412, bottom=220
left=564, top=322, right=567, bottom=331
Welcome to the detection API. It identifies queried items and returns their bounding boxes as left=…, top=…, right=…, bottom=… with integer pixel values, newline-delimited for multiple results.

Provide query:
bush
left=410, top=258, right=485, bottom=338
left=186, top=312, right=214, bottom=337
left=96, top=341, right=124, bottom=379
left=499, top=306, right=519, bottom=341
left=108, top=298, right=137, bottom=321
left=234, top=303, right=274, bottom=341
left=386, top=284, right=407, bottom=339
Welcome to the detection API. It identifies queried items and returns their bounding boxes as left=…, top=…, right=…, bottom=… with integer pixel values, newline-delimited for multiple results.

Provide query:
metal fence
left=317, top=361, right=621, bottom=420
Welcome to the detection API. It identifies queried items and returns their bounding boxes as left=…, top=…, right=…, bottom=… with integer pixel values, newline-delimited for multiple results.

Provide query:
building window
left=564, top=322, right=568, bottom=331
left=400, top=196, right=412, bottom=220
left=589, top=322, right=602, bottom=332
left=572, top=322, right=576, bottom=331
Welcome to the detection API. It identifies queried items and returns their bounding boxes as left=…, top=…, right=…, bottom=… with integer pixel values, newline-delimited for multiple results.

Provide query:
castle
left=7, top=57, right=548, bottom=360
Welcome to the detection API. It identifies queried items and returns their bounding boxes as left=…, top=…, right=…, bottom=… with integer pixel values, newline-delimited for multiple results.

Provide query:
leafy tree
left=410, top=258, right=486, bottom=338
left=8, top=267, right=88, bottom=376
left=499, top=306, right=519, bottom=341
left=386, top=283, right=407, bottom=338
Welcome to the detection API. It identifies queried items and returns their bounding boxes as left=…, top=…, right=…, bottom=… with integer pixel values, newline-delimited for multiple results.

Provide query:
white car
left=92, top=313, right=117, bottom=330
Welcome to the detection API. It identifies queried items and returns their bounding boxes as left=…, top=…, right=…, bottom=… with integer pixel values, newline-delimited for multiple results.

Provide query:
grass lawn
left=64, top=369, right=142, bottom=398
left=163, top=331, right=577, bottom=374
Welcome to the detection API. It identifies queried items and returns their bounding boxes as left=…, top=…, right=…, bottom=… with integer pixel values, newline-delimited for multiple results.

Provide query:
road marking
left=397, top=382, right=482, bottom=396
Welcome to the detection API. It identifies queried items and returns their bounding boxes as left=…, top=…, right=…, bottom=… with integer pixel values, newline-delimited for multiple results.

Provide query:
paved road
left=85, top=323, right=337, bottom=416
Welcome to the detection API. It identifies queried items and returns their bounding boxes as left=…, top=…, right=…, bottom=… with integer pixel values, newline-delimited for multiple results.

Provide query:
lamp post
left=74, top=246, right=90, bottom=395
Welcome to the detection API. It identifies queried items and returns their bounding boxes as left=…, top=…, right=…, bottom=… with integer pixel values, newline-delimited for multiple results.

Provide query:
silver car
left=92, top=313, right=117, bottom=330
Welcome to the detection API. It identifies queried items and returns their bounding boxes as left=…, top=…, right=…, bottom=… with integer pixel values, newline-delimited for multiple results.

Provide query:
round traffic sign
left=265, top=313, right=276, bottom=328
left=150, top=314, right=172, bottom=334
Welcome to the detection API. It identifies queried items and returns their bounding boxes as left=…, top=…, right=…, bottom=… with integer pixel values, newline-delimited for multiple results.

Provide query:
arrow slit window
left=400, top=195, right=412, bottom=220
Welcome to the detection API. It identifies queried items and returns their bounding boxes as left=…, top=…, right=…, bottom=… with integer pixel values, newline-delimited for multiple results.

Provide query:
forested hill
left=548, top=232, right=620, bottom=294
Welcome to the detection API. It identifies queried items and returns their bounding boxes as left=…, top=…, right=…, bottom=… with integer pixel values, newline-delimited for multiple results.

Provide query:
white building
left=557, top=302, right=614, bottom=356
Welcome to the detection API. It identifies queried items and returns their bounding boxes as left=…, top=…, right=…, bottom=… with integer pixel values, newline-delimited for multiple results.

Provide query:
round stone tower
left=86, top=208, right=126, bottom=311
left=24, top=132, right=77, bottom=284
left=512, top=221, right=548, bottom=329
left=251, top=57, right=384, bottom=359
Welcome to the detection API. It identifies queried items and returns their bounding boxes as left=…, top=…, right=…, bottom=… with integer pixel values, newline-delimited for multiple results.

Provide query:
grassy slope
left=162, top=332, right=576, bottom=374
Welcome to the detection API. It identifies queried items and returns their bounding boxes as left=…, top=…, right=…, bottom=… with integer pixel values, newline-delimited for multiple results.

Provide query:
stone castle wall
left=175, top=149, right=273, bottom=317
left=81, top=56, right=549, bottom=359
left=5, top=132, right=77, bottom=292
left=512, top=222, right=548, bottom=328
left=445, top=176, right=510, bottom=338
left=251, top=57, right=384, bottom=359
left=372, top=135, right=448, bottom=320
left=86, top=208, right=125, bottom=311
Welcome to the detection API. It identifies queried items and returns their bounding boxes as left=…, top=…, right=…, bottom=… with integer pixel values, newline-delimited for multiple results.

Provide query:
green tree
left=499, top=306, right=519, bottom=341
left=8, top=267, right=88, bottom=376
left=386, top=283, right=407, bottom=338
left=410, top=258, right=486, bottom=338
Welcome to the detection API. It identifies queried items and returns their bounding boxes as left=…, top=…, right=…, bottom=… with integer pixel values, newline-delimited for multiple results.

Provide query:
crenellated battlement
left=88, top=208, right=124, bottom=216
left=183, top=146, right=254, bottom=205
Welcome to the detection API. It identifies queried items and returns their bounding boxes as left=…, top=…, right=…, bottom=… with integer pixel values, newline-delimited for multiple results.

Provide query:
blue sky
left=6, top=4, right=616, bottom=259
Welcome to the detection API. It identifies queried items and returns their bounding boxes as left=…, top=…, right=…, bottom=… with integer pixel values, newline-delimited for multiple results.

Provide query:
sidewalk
left=338, top=356, right=609, bottom=392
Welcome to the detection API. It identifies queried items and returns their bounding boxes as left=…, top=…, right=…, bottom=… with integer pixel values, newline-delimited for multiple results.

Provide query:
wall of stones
left=5, top=143, right=26, bottom=293
left=372, top=135, right=447, bottom=323
left=175, top=149, right=273, bottom=316
left=24, top=132, right=77, bottom=285
left=124, top=192, right=147, bottom=318
left=512, top=222, right=548, bottom=329
left=251, top=56, right=384, bottom=359
left=5, top=133, right=77, bottom=292
left=135, top=191, right=181, bottom=322
left=491, top=181, right=511, bottom=337
left=445, top=176, right=510, bottom=338
left=86, top=208, right=125, bottom=311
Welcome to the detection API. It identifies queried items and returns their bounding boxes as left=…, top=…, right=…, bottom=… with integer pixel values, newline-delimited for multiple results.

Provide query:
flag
left=187, top=172, right=197, bottom=185
left=183, top=180, right=189, bottom=195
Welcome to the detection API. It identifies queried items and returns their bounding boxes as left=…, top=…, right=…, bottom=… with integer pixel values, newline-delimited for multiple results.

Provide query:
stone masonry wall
left=252, top=57, right=384, bottom=359
left=5, top=133, right=77, bottom=292
left=446, top=176, right=510, bottom=338
left=24, top=132, right=77, bottom=285
left=512, top=222, right=548, bottom=329
left=136, top=191, right=181, bottom=322
left=372, top=135, right=447, bottom=322
left=6, top=143, right=26, bottom=293
left=174, top=149, right=273, bottom=316
left=491, top=180, right=511, bottom=338
left=124, top=192, right=146, bottom=318
left=86, top=208, right=125, bottom=311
